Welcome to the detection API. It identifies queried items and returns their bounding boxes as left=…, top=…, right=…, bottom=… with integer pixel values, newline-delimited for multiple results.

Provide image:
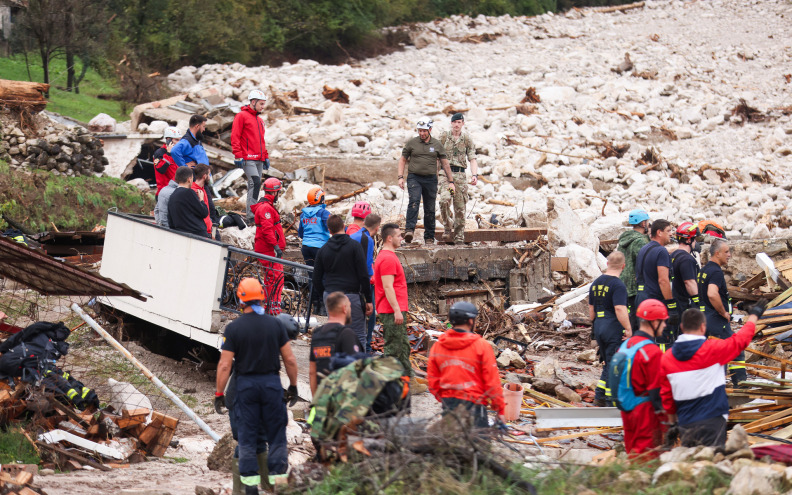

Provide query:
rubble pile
left=0, top=117, right=108, bottom=176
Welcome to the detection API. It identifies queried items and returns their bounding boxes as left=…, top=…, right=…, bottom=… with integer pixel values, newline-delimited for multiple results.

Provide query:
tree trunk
left=39, top=49, right=50, bottom=98
left=0, top=78, right=51, bottom=112
left=66, top=49, right=75, bottom=92
left=73, top=56, right=90, bottom=94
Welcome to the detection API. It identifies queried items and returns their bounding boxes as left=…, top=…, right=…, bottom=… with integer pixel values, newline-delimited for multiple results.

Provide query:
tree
left=63, top=0, right=108, bottom=93
left=15, top=0, right=67, bottom=97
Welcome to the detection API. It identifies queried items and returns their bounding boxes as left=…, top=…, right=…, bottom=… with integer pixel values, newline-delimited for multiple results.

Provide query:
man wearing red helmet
left=668, top=222, right=701, bottom=345
left=251, top=178, right=287, bottom=315
left=345, top=201, right=371, bottom=237
left=621, top=299, right=669, bottom=458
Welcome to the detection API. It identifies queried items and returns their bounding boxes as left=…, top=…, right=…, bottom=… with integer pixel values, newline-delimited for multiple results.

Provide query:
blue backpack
left=607, top=339, right=652, bottom=412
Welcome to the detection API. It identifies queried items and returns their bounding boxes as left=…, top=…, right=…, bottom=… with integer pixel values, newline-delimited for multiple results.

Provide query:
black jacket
left=167, top=187, right=211, bottom=238
left=312, top=234, right=371, bottom=303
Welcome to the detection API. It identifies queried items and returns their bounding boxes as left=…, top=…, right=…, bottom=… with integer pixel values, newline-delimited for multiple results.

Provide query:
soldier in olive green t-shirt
left=396, top=117, right=455, bottom=244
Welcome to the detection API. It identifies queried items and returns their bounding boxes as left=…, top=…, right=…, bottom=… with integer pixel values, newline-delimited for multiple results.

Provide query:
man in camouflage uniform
left=439, top=113, right=478, bottom=245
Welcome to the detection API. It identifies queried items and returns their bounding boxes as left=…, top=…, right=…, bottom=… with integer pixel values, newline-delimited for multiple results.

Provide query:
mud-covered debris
left=611, top=52, right=633, bottom=74
left=459, top=32, right=502, bottom=43
left=731, top=98, right=766, bottom=124
left=322, top=85, right=349, bottom=104
left=598, top=141, right=631, bottom=159
left=521, top=87, right=541, bottom=104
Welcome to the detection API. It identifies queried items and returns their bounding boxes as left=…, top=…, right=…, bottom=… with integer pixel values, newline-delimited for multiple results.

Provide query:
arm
left=615, top=305, right=632, bottom=338
left=397, top=156, right=407, bottom=189
left=469, top=158, right=478, bottom=185
left=170, top=141, right=187, bottom=167
left=714, top=317, right=758, bottom=364
left=658, top=363, right=677, bottom=416
left=481, top=344, right=506, bottom=417
left=215, top=350, right=234, bottom=395
left=230, top=115, right=243, bottom=158
left=588, top=304, right=595, bottom=321
left=657, top=266, right=672, bottom=300
left=276, top=221, right=286, bottom=249
left=381, top=274, right=403, bottom=324
left=309, top=361, right=317, bottom=395
left=280, top=342, right=298, bottom=387
left=298, top=216, right=304, bottom=239
left=685, top=279, right=698, bottom=297
left=708, top=283, right=730, bottom=320
left=426, top=350, right=441, bottom=402
left=354, top=243, right=372, bottom=304
left=440, top=157, right=455, bottom=191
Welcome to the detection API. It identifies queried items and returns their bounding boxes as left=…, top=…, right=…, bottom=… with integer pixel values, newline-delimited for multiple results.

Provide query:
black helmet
left=277, top=313, right=300, bottom=340
left=448, top=301, right=478, bottom=325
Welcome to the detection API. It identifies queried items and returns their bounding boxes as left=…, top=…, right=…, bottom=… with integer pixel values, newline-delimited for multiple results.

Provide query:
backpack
left=607, top=339, right=653, bottom=412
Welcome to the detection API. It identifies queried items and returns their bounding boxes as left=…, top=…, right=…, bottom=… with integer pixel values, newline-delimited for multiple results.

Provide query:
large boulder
left=556, top=244, right=602, bottom=284
left=279, top=180, right=318, bottom=214
left=547, top=198, right=599, bottom=252
left=88, top=113, right=116, bottom=133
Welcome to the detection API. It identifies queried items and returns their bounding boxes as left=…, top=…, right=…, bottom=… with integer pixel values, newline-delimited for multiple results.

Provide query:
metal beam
left=463, top=228, right=547, bottom=243
left=534, top=407, right=623, bottom=429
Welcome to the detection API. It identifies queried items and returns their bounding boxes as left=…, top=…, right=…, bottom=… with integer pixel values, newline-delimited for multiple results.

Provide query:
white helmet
left=163, top=126, right=181, bottom=140
left=416, top=117, right=433, bottom=130
left=248, top=89, right=267, bottom=102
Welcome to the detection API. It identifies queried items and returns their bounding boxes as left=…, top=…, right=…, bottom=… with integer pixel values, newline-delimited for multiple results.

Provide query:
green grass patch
left=0, top=427, right=41, bottom=465
left=0, top=54, right=129, bottom=122
left=165, top=456, right=190, bottom=464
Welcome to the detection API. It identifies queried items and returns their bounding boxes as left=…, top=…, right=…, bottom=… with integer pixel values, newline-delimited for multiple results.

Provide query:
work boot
left=244, top=485, right=258, bottom=495
left=403, top=230, right=414, bottom=243
left=256, top=452, right=271, bottom=491
left=592, top=398, right=606, bottom=407
left=410, top=378, right=428, bottom=395
left=232, top=458, right=244, bottom=495
left=424, top=238, right=436, bottom=245
left=268, top=474, right=289, bottom=487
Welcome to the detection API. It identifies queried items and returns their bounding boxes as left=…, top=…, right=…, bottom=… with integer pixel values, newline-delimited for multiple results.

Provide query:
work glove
left=665, top=299, right=679, bottom=327
left=214, top=394, right=227, bottom=415
left=274, top=246, right=283, bottom=258
left=234, top=158, right=244, bottom=169
left=263, top=158, right=270, bottom=170
left=749, top=298, right=768, bottom=319
left=284, top=385, right=298, bottom=406
left=663, top=423, right=680, bottom=448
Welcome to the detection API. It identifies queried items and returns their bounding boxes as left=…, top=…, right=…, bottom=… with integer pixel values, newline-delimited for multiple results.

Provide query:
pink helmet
left=351, top=201, right=371, bottom=219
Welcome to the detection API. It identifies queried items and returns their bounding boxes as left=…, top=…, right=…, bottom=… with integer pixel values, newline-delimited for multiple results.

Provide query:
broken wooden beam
left=0, top=79, right=50, bottom=112
left=463, top=228, right=547, bottom=243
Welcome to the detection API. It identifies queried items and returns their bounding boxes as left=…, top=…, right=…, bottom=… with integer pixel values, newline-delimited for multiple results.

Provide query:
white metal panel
left=534, top=407, right=623, bottom=428
left=100, top=214, right=228, bottom=336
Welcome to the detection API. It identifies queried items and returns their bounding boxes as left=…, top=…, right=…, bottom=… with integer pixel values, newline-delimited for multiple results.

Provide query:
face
left=389, top=229, right=403, bottom=248
left=451, top=119, right=464, bottom=132
left=716, top=245, right=731, bottom=265
left=656, top=225, right=673, bottom=245
left=252, top=99, right=266, bottom=113
left=166, top=138, right=179, bottom=152
left=418, top=128, right=431, bottom=141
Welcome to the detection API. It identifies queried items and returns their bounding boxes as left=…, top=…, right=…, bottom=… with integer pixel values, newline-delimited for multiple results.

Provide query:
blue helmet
left=628, top=209, right=650, bottom=225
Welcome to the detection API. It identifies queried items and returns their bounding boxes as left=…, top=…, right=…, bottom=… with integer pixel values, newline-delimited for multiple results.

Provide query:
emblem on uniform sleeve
left=430, top=147, right=435, bottom=152
left=265, top=212, right=271, bottom=219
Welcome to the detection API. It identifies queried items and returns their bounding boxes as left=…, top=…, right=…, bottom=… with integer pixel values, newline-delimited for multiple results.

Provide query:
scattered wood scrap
left=459, top=33, right=502, bottom=43
left=521, top=87, right=541, bottom=104
left=731, top=98, right=767, bottom=124
left=598, top=141, right=630, bottom=159
left=322, top=85, right=349, bottom=104
left=0, top=79, right=50, bottom=113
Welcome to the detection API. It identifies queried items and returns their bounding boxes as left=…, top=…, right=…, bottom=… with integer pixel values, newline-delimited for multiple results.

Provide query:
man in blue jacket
left=171, top=115, right=209, bottom=168
left=298, top=187, right=330, bottom=266
left=351, top=213, right=381, bottom=352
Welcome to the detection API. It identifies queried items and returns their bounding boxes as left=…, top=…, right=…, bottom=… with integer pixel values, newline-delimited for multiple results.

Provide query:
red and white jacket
left=251, top=195, right=284, bottom=257
left=230, top=105, right=268, bottom=161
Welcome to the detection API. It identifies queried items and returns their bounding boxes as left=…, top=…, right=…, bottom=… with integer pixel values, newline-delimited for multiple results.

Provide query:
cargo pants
left=438, top=171, right=468, bottom=243
left=379, top=313, right=412, bottom=378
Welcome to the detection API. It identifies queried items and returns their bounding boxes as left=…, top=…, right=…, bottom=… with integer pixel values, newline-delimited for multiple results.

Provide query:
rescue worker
left=660, top=303, right=766, bottom=448
left=589, top=251, right=632, bottom=407
left=155, top=166, right=189, bottom=228
left=250, top=178, right=287, bottom=315
left=215, top=278, right=298, bottom=493
left=698, top=239, right=745, bottom=387
left=427, top=301, right=505, bottom=428
left=231, top=89, right=270, bottom=223
left=350, top=213, right=381, bottom=353
left=171, top=115, right=209, bottom=168
left=634, top=219, right=678, bottom=350
left=668, top=222, right=701, bottom=344
left=617, top=209, right=650, bottom=331
left=298, top=187, right=330, bottom=266
left=621, top=299, right=668, bottom=458
left=397, top=117, right=456, bottom=244
left=191, top=164, right=214, bottom=237
left=153, top=126, right=181, bottom=197
left=438, top=113, right=478, bottom=245
left=309, top=291, right=363, bottom=394
left=167, top=167, right=211, bottom=238
left=345, top=201, right=371, bottom=236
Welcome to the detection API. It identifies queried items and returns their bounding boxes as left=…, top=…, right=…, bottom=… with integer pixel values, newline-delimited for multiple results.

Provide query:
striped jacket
left=659, top=321, right=755, bottom=425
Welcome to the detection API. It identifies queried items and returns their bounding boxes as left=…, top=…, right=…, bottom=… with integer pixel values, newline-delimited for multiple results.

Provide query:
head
left=248, top=89, right=267, bottom=113
left=327, top=214, right=345, bottom=235
left=193, top=164, right=211, bottom=186
left=636, top=299, right=668, bottom=337
left=163, top=126, right=181, bottom=152
left=381, top=223, right=402, bottom=249
left=174, top=166, right=194, bottom=186
left=680, top=308, right=706, bottom=336
left=351, top=201, right=371, bottom=220
left=448, top=301, right=478, bottom=331
left=651, top=219, right=673, bottom=245
left=326, top=291, right=352, bottom=325
left=189, top=115, right=207, bottom=138
left=675, top=221, right=700, bottom=252
left=416, top=116, right=433, bottom=142
left=605, top=250, right=625, bottom=274
left=236, top=277, right=265, bottom=309
left=276, top=313, right=300, bottom=340
left=262, top=178, right=282, bottom=199
left=307, top=187, right=325, bottom=206
left=710, top=238, right=730, bottom=266
left=628, top=209, right=650, bottom=232
left=451, top=113, right=465, bottom=132
left=364, top=213, right=381, bottom=236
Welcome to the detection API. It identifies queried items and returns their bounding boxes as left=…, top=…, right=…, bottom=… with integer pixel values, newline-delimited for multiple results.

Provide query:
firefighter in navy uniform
left=589, top=251, right=632, bottom=407
left=698, top=238, right=745, bottom=387
left=668, top=222, right=701, bottom=345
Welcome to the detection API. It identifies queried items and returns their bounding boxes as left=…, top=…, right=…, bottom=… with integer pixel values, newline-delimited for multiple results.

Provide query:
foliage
left=0, top=427, right=40, bottom=465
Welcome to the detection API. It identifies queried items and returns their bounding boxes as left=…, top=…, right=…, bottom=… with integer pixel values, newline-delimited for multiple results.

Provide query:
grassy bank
left=0, top=55, right=129, bottom=123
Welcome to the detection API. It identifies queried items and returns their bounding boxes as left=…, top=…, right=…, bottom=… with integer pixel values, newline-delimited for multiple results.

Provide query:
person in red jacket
left=660, top=302, right=766, bottom=448
left=621, top=299, right=669, bottom=459
left=190, top=164, right=213, bottom=236
left=231, top=89, right=270, bottom=224
left=250, top=178, right=286, bottom=315
left=154, top=127, right=181, bottom=197
left=427, top=301, right=504, bottom=428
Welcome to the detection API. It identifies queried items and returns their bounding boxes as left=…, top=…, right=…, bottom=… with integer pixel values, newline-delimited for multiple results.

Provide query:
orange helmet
left=698, top=220, right=726, bottom=239
left=636, top=299, right=668, bottom=321
left=307, top=186, right=325, bottom=205
left=237, top=278, right=265, bottom=303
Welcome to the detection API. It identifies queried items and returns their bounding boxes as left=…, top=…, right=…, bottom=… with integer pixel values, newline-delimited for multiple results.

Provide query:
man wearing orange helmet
left=298, top=187, right=330, bottom=266
left=668, top=222, right=701, bottom=345
left=215, top=278, right=298, bottom=493
left=345, top=201, right=371, bottom=237
left=251, top=178, right=287, bottom=315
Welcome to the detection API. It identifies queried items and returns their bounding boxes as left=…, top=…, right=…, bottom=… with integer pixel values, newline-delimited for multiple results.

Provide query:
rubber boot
left=232, top=458, right=244, bottom=495
left=257, top=452, right=271, bottom=491
left=244, top=485, right=258, bottom=495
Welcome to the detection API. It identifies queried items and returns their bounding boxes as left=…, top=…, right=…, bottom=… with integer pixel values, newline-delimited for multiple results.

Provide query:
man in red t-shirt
left=373, top=223, right=412, bottom=380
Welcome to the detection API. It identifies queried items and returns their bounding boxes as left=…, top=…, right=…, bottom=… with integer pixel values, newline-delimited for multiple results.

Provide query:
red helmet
left=675, top=222, right=699, bottom=242
left=307, top=186, right=325, bottom=205
left=636, top=299, right=668, bottom=321
left=698, top=220, right=726, bottom=239
left=263, top=178, right=282, bottom=193
left=351, top=201, right=371, bottom=219
left=237, top=278, right=265, bottom=303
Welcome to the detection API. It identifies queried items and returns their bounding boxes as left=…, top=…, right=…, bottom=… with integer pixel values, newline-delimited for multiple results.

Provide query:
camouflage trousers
left=438, top=171, right=468, bottom=243
left=379, top=313, right=412, bottom=378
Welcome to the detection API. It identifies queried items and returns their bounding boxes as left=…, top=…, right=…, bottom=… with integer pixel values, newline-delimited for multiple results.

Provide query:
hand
left=365, top=303, right=373, bottom=316
left=398, top=177, right=405, bottom=190
left=749, top=298, right=768, bottom=319
left=195, top=188, right=205, bottom=202
left=234, top=158, right=244, bottom=168
left=448, top=182, right=456, bottom=194
left=214, top=395, right=227, bottom=415
left=497, top=414, right=507, bottom=425
left=394, top=311, right=404, bottom=325
left=470, top=175, right=478, bottom=186
left=622, top=330, right=632, bottom=340
left=274, top=246, right=283, bottom=258
left=667, top=311, right=680, bottom=327
left=263, top=158, right=270, bottom=170
left=284, top=385, right=298, bottom=406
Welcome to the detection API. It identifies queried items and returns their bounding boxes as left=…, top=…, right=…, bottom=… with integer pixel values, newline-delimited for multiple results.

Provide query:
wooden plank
left=742, top=407, right=792, bottom=431
left=121, top=408, right=150, bottom=419
left=769, top=287, right=792, bottom=308
left=744, top=347, right=792, bottom=367
left=741, top=271, right=768, bottom=291
left=139, top=420, right=163, bottom=446
left=729, top=403, right=788, bottom=414
left=536, top=427, right=622, bottom=444
left=34, top=441, right=111, bottom=472
left=463, top=228, right=547, bottom=243
left=755, top=315, right=792, bottom=325
left=551, top=257, right=568, bottom=272
left=149, top=426, right=175, bottom=457
left=745, top=415, right=792, bottom=434
left=525, top=389, right=574, bottom=408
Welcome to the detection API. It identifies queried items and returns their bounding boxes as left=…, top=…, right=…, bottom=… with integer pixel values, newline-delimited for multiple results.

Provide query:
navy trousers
left=236, top=374, right=288, bottom=480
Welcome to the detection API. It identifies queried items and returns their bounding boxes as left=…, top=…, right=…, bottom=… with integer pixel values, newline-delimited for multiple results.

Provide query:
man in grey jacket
left=155, top=167, right=193, bottom=227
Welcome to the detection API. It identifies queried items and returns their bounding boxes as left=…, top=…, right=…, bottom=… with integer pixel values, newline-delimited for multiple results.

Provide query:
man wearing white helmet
left=397, top=117, right=455, bottom=244
left=153, top=126, right=181, bottom=197
left=231, top=89, right=270, bottom=223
